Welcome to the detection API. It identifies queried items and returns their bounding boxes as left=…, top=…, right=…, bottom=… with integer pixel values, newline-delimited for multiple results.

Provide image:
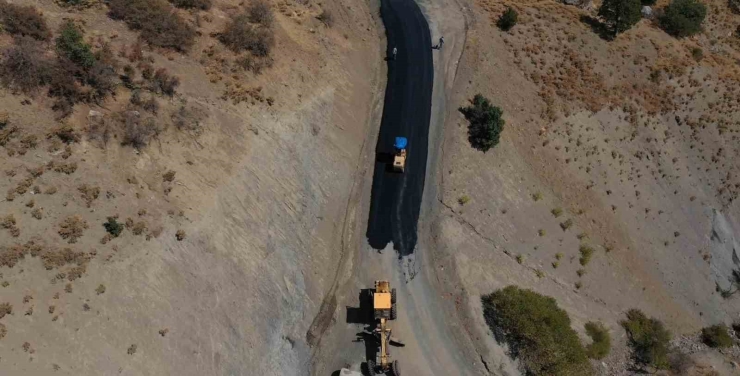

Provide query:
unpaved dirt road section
left=365, top=0, right=433, bottom=256
left=309, top=0, right=498, bottom=375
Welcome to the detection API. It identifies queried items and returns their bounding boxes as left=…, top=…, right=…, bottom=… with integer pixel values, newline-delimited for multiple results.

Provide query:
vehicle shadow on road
left=345, top=289, right=382, bottom=376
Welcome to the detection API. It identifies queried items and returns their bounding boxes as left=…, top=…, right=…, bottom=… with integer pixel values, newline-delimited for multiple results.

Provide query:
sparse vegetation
left=458, top=195, right=470, bottom=205
left=151, top=68, right=180, bottom=96
left=731, top=0, right=740, bottom=13
left=0, top=1, right=52, bottom=41
left=120, top=111, right=157, bottom=149
left=585, top=322, right=611, bottom=359
left=551, top=208, right=563, bottom=217
left=560, top=218, right=573, bottom=231
left=163, top=170, right=177, bottom=182
left=598, top=0, right=642, bottom=36
left=701, top=324, right=733, bottom=348
left=108, top=0, right=195, bottom=51
left=0, top=323, right=6, bottom=339
left=621, top=309, right=672, bottom=371
left=58, top=216, right=89, bottom=243
left=579, top=245, right=595, bottom=266
left=96, top=284, right=106, bottom=295
left=247, top=0, right=274, bottom=26
left=170, top=0, right=211, bottom=10
left=220, top=12, right=275, bottom=57
left=127, top=343, right=137, bottom=355
left=317, top=9, right=334, bottom=27
left=497, top=7, right=518, bottom=31
left=538, top=229, right=546, bottom=236
left=481, top=286, right=593, bottom=376
left=0, top=37, right=54, bottom=94
left=660, top=0, right=707, bottom=37
left=459, top=94, right=505, bottom=152
left=176, top=229, right=186, bottom=241
left=532, top=192, right=543, bottom=201
left=0, top=302, right=12, bottom=319
left=690, top=47, right=703, bottom=61
left=516, top=254, right=524, bottom=264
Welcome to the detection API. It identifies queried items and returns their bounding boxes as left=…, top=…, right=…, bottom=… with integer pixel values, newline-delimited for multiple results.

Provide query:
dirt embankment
left=0, top=0, right=381, bottom=374
left=433, top=0, right=740, bottom=373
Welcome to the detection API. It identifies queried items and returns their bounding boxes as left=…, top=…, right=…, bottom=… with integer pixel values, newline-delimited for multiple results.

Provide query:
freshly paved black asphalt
left=366, top=0, right=433, bottom=256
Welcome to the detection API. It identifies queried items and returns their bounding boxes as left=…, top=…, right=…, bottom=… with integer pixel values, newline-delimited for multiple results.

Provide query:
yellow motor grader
left=366, top=280, right=401, bottom=376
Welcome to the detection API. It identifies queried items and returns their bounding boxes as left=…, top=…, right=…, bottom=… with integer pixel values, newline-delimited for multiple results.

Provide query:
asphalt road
left=365, top=0, right=434, bottom=256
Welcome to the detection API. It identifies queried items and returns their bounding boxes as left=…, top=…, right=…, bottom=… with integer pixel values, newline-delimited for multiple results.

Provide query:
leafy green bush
left=459, top=94, right=505, bottom=152
left=0, top=1, right=51, bottom=41
left=660, top=0, right=707, bottom=37
left=497, top=7, right=518, bottom=31
left=108, top=0, right=195, bottom=51
left=56, top=21, right=95, bottom=69
left=481, top=286, right=593, bottom=376
left=621, top=309, right=672, bottom=370
left=103, top=217, right=124, bottom=237
left=701, top=324, right=733, bottom=348
left=598, top=0, right=642, bottom=36
left=585, top=322, right=611, bottom=359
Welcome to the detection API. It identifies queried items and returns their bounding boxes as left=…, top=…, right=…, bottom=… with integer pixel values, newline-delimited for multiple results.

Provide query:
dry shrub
left=151, top=68, right=179, bottom=96
left=175, top=229, right=186, bottom=240
left=163, top=170, right=176, bottom=182
left=45, top=186, right=57, bottom=195
left=171, top=104, right=204, bottom=133
left=248, top=0, right=274, bottom=26
left=40, top=248, right=89, bottom=270
left=235, top=53, right=273, bottom=74
left=49, top=123, right=80, bottom=144
left=58, top=216, right=89, bottom=244
left=219, top=13, right=274, bottom=56
left=87, top=111, right=110, bottom=147
left=120, top=111, right=157, bottom=149
left=108, top=0, right=196, bottom=52
left=96, top=284, right=106, bottom=294
left=78, top=184, right=100, bottom=207
left=0, top=302, right=11, bottom=319
left=171, top=0, right=212, bottom=10
left=0, top=323, right=6, bottom=339
left=0, top=125, right=19, bottom=146
left=1, top=215, right=16, bottom=229
left=317, top=9, right=334, bottom=27
left=20, top=135, right=38, bottom=150
left=132, top=221, right=147, bottom=235
left=31, top=208, right=43, bottom=220
left=15, top=176, right=34, bottom=194
left=0, top=2, right=52, bottom=41
left=0, top=37, right=53, bottom=94
left=52, top=161, right=78, bottom=174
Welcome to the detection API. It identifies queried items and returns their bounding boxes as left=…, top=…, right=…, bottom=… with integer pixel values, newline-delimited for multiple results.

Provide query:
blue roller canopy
left=394, top=137, right=408, bottom=149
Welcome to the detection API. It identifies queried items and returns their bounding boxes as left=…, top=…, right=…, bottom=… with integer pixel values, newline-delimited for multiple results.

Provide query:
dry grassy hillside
left=438, top=0, right=740, bottom=373
left=0, top=0, right=381, bottom=374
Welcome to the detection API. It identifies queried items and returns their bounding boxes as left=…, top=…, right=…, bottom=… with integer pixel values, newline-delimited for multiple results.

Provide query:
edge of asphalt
left=305, top=0, right=389, bottom=362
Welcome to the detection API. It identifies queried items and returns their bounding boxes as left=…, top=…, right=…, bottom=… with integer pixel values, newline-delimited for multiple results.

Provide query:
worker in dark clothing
left=432, top=36, right=444, bottom=50
left=392, top=47, right=397, bottom=60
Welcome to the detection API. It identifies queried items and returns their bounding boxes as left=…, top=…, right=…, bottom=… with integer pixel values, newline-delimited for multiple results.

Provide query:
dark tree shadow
left=579, top=15, right=614, bottom=41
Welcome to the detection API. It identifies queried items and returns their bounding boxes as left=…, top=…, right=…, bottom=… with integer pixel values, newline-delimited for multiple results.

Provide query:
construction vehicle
left=392, top=137, right=407, bottom=173
left=366, top=280, right=401, bottom=376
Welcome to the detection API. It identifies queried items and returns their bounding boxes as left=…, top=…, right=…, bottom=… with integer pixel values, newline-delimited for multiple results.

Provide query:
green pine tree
left=598, top=0, right=642, bottom=37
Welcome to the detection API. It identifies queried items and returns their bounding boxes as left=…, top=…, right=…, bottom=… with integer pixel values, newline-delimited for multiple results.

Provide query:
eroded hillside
left=0, top=0, right=382, bottom=374
left=435, top=0, right=740, bottom=373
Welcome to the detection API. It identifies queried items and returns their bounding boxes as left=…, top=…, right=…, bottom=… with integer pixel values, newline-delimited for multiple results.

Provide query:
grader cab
left=366, top=280, right=401, bottom=376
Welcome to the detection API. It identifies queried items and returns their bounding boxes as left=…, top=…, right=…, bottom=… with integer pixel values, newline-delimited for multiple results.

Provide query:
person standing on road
left=432, top=36, right=444, bottom=50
